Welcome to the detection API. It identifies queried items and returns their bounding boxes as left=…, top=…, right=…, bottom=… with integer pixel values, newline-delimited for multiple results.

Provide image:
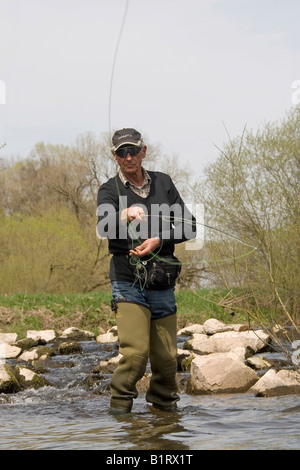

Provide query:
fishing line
left=108, top=0, right=129, bottom=139
left=130, top=214, right=257, bottom=266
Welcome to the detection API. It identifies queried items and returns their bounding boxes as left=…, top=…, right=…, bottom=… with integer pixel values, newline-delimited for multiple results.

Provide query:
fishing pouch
left=144, top=256, right=181, bottom=290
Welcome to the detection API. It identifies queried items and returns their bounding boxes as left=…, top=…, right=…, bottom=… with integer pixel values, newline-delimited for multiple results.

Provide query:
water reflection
left=1, top=392, right=300, bottom=450
left=112, top=406, right=190, bottom=450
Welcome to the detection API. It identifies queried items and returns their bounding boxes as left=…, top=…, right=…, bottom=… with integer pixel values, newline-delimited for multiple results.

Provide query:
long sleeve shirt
left=97, top=170, right=196, bottom=282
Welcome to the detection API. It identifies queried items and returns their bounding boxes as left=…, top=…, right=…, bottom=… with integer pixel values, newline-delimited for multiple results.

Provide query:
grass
left=0, top=291, right=113, bottom=338
left=0, top=289, right=274, bottom=339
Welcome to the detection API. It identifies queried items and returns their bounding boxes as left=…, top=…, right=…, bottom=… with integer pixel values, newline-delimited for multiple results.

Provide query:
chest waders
left=109, top=301, right=179, bottom=414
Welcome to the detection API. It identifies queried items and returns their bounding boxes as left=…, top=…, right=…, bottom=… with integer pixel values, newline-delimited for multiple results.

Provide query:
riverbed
left=0, top=340, right=299, bottom=450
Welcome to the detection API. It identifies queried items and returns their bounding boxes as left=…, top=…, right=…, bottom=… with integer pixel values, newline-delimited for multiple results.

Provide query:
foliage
left=0, top=131, right=194, bottom=294
left=195, top=106, right=300, bottom=346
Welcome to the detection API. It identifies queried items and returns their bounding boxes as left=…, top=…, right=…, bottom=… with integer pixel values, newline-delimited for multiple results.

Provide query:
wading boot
left=146, top=313, right=179, bottom=411
left=109, top=301, right=151, bottom=415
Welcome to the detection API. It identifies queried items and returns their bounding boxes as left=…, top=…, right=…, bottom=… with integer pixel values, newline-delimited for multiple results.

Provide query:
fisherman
left=97, top=128, right=196, bottom=414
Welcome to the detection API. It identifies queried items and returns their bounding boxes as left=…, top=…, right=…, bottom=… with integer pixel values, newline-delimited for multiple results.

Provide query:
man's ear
left=141, top=146, right=147, bottom=160
left=112, top=151, right=117, bottom=162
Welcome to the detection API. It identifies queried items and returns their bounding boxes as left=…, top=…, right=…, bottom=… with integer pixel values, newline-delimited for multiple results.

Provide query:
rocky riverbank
left=1, top=319, right=300, bottom=399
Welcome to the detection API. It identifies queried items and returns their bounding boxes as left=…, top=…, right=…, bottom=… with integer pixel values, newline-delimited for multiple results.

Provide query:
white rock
left=18, top=367, right=36, bottom=382
left=203, top=318, right=247, bottom=335
left=0, top=343, right=22, bottom=359
left=246, top=356, right=272, bottom=370
left=212, top=330, right=270, bottom=353
left=185, top=329, right=270, bottom=355
left=185, top=333, right=214, bottom=354
left=26, top=329, right=56, bottom=343
left=202, top=319, right=232, bottom=335
left=96, top=326, right=118, bottom=344
left=0, top=363, right=20, bottom=393
left=18, top=348, right=39, bottom=361
left=60, top=327, right=95, bottom=340
left=97, top=353, right=122, bottom=372
left=15, top=366, right=50, bottom=389
left=177, top=324, right=205, bottom=336
left=189, top=350, right=258, bottom=394
left=0, top=363, right=14, bottom=382
left=0, top=332, right=18, bottom=345
left=249, top=369, right=300, bottom=397
left=231, top=346, right=248, bottom=361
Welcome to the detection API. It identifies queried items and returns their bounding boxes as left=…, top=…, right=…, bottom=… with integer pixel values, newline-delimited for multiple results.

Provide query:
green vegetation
left=0, top=291, right=112, bottom=338
left=0, top=289, right=281, bottom=339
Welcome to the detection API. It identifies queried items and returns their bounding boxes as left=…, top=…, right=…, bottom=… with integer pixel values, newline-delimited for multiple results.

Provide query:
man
left=97, top=128, right=196, bottom=414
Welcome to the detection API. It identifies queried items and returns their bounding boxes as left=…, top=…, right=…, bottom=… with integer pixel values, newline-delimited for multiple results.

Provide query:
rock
left=249, top=369, right=300, bottom=397
left=246, top=356, right=272, bottom=370
left=185, top=330, right=270, bottom=355
left=212, top=330, right=270, bottom=353
left=203, top=318, right=248, bottom=335
left=57, top=341, right=83, bottom=355
left=177, top=319, right=249, bottom=337
left=26, top=329, right=56, bottom=343
left=59, top=327, right=95, bottom=341
left=0, top=363, right=21, bottom=393
left=15, top=366, right=51, bottom=390
left=96, top=326, right=119, bottom=344
left=18, top=348, right=40, bottom=361
left=177, top=348, right=195, bottom=371
left=95, top=353, right=122, bottom=373
left=184, top=333, right=214, bottom=355
left=18, top=346, right=56, bottom=362
left=0, top=332, right=18, bottom=345
left=188, top=350, right=259, bottom=394
left=0, top=343, right=22, bottom=359
left=16, top=338, right=41, bottom=351
left=177, top=324, right=205, bottom=336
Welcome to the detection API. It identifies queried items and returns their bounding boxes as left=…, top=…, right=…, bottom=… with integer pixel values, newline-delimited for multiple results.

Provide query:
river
left=0, top=339, right=300, bottom=451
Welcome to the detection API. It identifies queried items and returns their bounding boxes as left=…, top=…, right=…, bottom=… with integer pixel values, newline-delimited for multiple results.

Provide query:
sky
left=0, top=0, right=299, bottom=175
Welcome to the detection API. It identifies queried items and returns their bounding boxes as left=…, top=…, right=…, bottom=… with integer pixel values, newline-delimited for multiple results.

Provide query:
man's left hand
left=129, top=238, right=160, bottom=258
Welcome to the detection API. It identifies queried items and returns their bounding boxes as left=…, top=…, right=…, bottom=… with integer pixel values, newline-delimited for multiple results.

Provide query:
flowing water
left=1, top=339, right=300, bottom=451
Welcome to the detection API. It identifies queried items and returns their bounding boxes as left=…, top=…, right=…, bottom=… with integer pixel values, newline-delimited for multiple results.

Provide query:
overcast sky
left=0, top=0, right=299, bottom=175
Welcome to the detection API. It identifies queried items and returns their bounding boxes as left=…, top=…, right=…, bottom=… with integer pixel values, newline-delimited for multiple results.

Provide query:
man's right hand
left=121, top=206, right=146, bottom=223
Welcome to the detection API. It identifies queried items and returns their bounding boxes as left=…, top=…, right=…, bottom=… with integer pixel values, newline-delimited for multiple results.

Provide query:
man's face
left=113, top=146, right=146, bottom=176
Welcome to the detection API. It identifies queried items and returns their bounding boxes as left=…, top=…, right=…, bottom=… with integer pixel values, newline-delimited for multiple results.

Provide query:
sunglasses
left=115, top=146, right=142, bottom=158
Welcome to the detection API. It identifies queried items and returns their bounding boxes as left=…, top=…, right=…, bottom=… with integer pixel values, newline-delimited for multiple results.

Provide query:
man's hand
left=121, top=206, right=146, bottom=223
left=129, top=238, right=160, bottom=258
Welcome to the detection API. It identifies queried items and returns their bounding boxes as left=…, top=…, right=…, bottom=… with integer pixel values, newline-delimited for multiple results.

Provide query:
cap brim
left=112, top=140, right=143, bottom=151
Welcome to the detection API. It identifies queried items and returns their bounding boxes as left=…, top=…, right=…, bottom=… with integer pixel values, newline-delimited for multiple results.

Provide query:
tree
left=197, top=106, right=300, bottom=334
left=0, top=131, right=196, bottom=293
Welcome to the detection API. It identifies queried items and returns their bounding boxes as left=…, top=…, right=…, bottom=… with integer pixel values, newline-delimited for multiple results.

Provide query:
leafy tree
left=198, top=106, right=300, bottom=330
left=0, top=131, right=195, bottom=293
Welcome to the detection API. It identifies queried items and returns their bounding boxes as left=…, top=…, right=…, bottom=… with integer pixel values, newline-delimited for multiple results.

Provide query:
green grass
left=0, top=289, right=270, bottom=339
left=0, top=291, right=113, bottom=338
